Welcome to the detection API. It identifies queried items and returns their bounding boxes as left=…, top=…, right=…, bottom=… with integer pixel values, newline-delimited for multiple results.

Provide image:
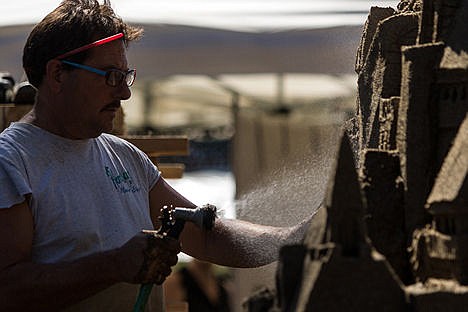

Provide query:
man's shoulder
left=99, top=132, right=126, bottom=144
left=0, top=124, right=27, bottom=156
left=0, top=122, right=44, bottom=147
left=97, top=133, right=143, bottom=155
left=98, top=133, right=134, bottom=148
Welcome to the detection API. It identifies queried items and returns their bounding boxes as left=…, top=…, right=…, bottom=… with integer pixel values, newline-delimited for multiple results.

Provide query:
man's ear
left=45, top=59, right=65, bottom=93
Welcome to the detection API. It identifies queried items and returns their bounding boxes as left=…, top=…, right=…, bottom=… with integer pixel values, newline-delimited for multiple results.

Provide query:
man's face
left=60, top=39, right=131, bottom=139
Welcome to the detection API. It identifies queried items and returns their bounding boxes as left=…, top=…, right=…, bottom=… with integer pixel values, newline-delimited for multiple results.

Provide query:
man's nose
left=117, top=83, right=131, bottom=101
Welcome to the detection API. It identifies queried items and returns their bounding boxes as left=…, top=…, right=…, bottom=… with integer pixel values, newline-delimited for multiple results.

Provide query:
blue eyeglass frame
left=61, top=60, right=136, bottom=87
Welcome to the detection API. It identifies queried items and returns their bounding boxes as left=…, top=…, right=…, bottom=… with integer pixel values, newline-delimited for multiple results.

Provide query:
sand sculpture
left=243, top=0, right=468, bottom=310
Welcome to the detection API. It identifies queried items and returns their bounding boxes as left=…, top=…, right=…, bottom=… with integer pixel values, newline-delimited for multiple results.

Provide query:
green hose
left=133, top=283, right=153, bottom=312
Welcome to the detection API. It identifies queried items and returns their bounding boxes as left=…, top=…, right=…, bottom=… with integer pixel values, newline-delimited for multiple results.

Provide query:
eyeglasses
left=61, top=60, right=136, bottom=87
left=54, top=33, right=136, bottom=87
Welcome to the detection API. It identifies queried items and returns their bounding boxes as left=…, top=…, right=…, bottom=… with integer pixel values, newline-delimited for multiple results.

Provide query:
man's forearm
left=0, top=249, right=119, bottom=312
left=182, top=215, right=313, bottom=268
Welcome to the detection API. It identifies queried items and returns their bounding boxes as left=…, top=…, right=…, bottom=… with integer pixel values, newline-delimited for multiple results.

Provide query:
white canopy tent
left=1, top=1, right=398, bottom=31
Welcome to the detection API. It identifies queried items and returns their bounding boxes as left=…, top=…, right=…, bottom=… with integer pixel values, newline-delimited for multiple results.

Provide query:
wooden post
left=120, top=135, right=189, bottom=179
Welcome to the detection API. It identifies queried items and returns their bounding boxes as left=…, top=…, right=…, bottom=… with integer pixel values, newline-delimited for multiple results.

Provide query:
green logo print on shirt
left=105, top=166, right=141, bottom=194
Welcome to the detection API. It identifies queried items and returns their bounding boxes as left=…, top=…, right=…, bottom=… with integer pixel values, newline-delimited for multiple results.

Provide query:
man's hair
left=23, top=0, right=143, bottom=88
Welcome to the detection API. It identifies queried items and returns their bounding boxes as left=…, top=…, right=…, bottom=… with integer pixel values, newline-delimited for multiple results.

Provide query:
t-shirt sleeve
left=121, top=139, right=161, bottom=190
left=138, top=148, right=161, bottom=189
left=0, top=155, right=31, bottom=209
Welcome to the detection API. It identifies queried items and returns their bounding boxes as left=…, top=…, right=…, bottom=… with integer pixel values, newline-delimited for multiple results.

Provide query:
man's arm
left=0, top=201, right=179, bottom=311
left=149, top=178, right=312, bottom=268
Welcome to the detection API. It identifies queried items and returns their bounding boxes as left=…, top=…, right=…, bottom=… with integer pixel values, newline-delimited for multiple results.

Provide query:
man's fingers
left=140, top=260, right=173, bottom=284
left=135, top=230, right=181, bottom=284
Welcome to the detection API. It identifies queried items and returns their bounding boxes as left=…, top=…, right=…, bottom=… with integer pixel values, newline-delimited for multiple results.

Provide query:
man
left=0, top=1, right=312, bottom=311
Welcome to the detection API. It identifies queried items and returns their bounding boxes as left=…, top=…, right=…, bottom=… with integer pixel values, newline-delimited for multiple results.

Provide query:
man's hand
left=113, top=232, right=181, bottom=285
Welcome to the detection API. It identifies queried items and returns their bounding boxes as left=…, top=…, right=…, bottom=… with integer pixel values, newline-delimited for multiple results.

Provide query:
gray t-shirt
left=0, top=122, right=162, bottom=311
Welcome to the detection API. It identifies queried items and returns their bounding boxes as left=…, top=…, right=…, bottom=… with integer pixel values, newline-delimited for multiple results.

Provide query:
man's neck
left=21, top=106, right=87, bottom=140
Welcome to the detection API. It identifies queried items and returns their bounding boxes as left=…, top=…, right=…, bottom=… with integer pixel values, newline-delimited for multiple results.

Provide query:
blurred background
left=0, top=1, right=399, bottom=311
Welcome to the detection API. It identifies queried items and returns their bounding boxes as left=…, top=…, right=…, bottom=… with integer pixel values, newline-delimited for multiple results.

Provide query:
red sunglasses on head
left=55, top=33, right=124, bottom=60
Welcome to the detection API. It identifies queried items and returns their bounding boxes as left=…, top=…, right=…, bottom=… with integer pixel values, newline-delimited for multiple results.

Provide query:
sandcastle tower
left=410, top=115, right=467, bottom=280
